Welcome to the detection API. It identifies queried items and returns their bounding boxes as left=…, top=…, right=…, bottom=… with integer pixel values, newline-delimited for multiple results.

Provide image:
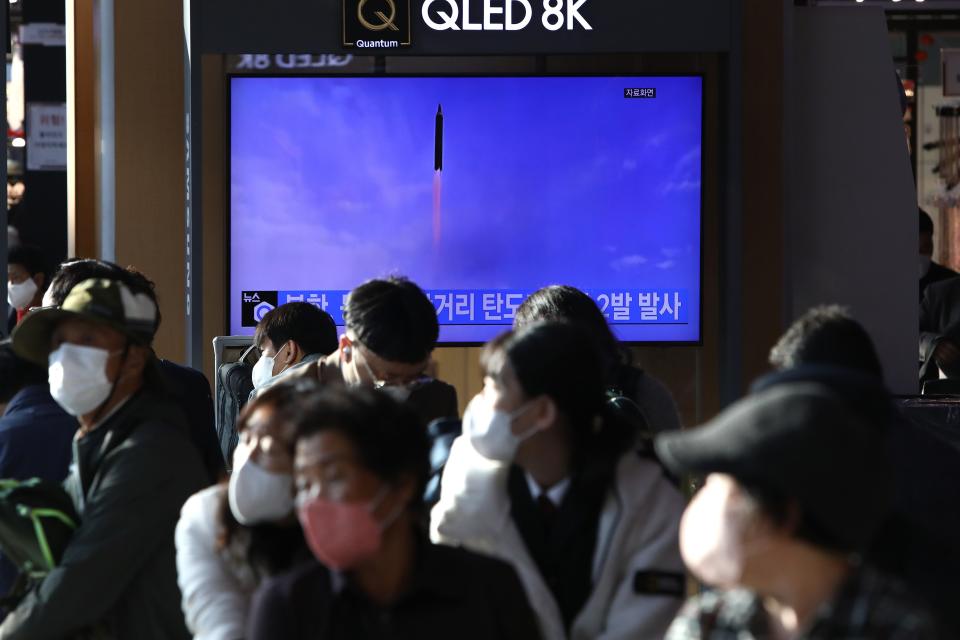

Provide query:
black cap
left=655, top=382, right=892, bottom=551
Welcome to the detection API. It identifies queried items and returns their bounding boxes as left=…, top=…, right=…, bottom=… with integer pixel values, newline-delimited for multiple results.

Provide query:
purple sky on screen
left=230, top=76, right=702, bottom=340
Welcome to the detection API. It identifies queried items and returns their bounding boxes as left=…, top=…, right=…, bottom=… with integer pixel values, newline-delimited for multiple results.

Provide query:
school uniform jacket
left=430, top=436, right=686, bottom=640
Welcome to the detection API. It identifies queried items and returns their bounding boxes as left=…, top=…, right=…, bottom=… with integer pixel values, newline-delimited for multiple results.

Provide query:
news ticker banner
left=242, top=289, right=689, bottom=328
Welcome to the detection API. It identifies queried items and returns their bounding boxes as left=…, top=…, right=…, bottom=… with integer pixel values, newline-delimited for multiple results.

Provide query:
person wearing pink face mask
left=655, top=383, right=941, bottom=639
left=246, top=386, right=542, bottom=640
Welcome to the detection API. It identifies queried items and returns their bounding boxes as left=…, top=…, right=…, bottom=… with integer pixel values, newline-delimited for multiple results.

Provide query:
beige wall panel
left=111, top=0, right=186, bottom=364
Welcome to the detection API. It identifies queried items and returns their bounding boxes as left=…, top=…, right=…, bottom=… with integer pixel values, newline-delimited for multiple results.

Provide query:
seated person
left=282, top=277, right=458, bottom=425
left=250, top=302, right=338, bottom=394
left=176, top=381, right=314, bottom=640
left=431, top=321, right=686, bottom=639
left=920, top=208, right=957, bottom=302
left=656, top=383, right=939, bottom=639
left=45, top=258, right=223, bottom=482
left=247, top=387, right=540, bottom=640
left=515, top=285, right=682, bottom=434
left=1, top=278, right=207, bottom=639
left=765, top=304, right=960, bottom=635
left=0, top=341, right=77, bottom=599
left=7, top=244, right=49, bottom=331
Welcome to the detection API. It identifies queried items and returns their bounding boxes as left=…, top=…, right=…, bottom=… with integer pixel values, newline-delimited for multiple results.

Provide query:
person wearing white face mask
left=260, top=277, right=459, bottom=427
left=249, top=302, right=339, bottom=396
left=2, top=277, right=207, bottom=640
left=655, top=383, right=940, bottom=639
left=6, top=244, right=49, bottom=332
left=431, top=321, right=686, bottom=640
left=176, top=381, right=314, bottom=640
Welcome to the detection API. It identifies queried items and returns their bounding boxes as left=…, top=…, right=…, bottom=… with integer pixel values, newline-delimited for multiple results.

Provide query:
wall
left=786, top=7, right=918, bottom=393
left=108, top=0, right=187, bottom=364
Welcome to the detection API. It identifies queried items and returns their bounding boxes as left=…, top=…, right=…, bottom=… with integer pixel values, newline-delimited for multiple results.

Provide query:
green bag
left=0, top=478, right=79, bottom=580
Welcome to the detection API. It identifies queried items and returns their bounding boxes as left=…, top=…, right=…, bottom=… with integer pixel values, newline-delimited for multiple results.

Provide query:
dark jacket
left=159, top=359, right=224, bottom=482
left=247, top=537, right=542, bottom=640
left=0, top=388, right=207, bottom=640
left=919, top=277, right=960, bottom=380
left=920, top=262, right=958, bottom=303
left=0, top=385, right=77, bottom=596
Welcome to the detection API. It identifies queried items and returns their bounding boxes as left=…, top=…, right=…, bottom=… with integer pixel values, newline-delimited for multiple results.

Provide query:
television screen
left=230, top=75, right=703, bottom=343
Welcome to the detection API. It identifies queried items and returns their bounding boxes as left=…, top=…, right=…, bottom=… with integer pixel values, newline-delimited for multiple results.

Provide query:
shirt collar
left=524, top=472, right=572, bottom=507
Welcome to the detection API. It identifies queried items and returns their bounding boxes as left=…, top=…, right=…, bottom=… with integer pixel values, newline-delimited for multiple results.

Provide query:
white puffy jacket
left=175, top=485, right=258, bottom=640
left=431, top=436, right=686, bottom=640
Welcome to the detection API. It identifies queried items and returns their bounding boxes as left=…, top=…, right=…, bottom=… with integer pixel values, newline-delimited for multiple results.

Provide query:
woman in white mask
left=175, top=381, right=315, bottom=640
left=7, top=244, right=48, bottom=330
left=431, top=321, right=687, bottom=640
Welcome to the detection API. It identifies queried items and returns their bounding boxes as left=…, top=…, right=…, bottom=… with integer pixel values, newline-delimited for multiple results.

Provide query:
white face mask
left=463, top=394, right=540, bottom=462
left=251, top=342, right=289, bottom=390
left=920, top=255, right=932, bottom=279
left=8, top=278, right=38, bottom=310
left=48, top=343, right=118, bottom=417
left=679, top=474, right=763, bottom=589
left=228, top=440, right=294, bottom=525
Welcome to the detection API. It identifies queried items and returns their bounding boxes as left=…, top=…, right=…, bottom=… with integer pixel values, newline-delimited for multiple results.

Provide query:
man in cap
left=0, top=278, right=206, bottom=639
left=655, top=383, right=939, bottom=639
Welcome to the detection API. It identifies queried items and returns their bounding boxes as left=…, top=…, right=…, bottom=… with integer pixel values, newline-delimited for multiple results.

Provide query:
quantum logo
left=344, top=0, right=411, bottom=47
left=358, top=0, right=399, bottom=31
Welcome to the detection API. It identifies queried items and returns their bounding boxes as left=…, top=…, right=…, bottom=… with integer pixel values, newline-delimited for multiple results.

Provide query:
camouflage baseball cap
left=12, top=278, right=158, bottom=365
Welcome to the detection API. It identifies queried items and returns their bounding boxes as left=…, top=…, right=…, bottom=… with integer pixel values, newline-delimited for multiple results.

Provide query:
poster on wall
left=26, top=103, right=67, bottom=171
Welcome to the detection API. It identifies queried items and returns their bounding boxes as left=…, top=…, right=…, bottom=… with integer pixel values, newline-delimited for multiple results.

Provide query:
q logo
left=343, top=0, right=411, bottom=47
left=358, top=0, right=399, bottom=31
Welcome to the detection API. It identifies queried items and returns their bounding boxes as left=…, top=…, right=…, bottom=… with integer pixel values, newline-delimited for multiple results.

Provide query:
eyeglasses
left=353, top=341, right=427, bottom=389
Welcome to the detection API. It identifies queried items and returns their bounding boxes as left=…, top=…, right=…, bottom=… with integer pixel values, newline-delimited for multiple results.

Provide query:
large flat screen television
left=229, top=75, right=703, bottom=343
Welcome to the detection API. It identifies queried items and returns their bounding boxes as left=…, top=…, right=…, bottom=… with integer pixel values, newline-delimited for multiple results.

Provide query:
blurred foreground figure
left=248, top=387, right=540, bottom=640
left=656, top=383, right=940, bottom=639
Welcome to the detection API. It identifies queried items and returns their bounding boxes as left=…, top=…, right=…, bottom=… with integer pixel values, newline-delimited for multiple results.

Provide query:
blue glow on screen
left=230, top=75, right=702, bottom=342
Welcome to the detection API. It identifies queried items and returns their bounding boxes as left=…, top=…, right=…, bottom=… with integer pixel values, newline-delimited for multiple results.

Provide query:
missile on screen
left=435, top=104, right=443, bottom=172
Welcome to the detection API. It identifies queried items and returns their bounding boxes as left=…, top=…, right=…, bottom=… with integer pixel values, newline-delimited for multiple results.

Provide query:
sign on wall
left=26, top=103, right=67, bottom=172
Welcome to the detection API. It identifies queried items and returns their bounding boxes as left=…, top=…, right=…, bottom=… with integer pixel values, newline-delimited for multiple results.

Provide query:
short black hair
left=8, top=245, right=49, bottom=280
left=920, top=208, right=934, bottom=235
left=769, top=305, right=883, bottom=378
left=0, top=341, right=46, bottom=404
left=291, top=387, right=430, bottom=512
left=482, top=321, right=635, bottom=467
left=254, top=302, right=338, bottom=357
left=343, top=277, right=438, bottom=364
left=514, top=285, right=623, bottom=375
left=48, top=259, right=162, bottom=328
left=742, top=481, right=857, bottom=554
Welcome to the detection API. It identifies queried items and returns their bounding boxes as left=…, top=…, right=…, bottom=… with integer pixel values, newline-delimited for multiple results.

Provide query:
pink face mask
left=297, top=487, right=399, bottom=571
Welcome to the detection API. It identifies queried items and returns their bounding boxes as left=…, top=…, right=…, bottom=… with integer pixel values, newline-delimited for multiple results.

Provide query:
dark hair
left=254, top=302, right=338, bottom=358
left=513, top=285, right=643, bottom=399
left=742, top=482, right=857, bottom=554
left=292, top=386, right=431, bottom=512
left=482, top=321, right=635, bottom=467
left=8, top=245, right=49, bottom=281
left=48, top=259, right=162, bottom=328
left=919, top=208, right=934, bottom=235
left=343, top=277, right=438, bottom=364
left=769, top=306, right=883, bottom=379
left=0, top=341, right=46, bottom=404
left=218, top=380, right=317, bottom=574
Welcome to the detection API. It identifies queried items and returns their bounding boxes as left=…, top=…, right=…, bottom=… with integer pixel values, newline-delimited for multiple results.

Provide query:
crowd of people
left=0, top=249, right=952, bottom=638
